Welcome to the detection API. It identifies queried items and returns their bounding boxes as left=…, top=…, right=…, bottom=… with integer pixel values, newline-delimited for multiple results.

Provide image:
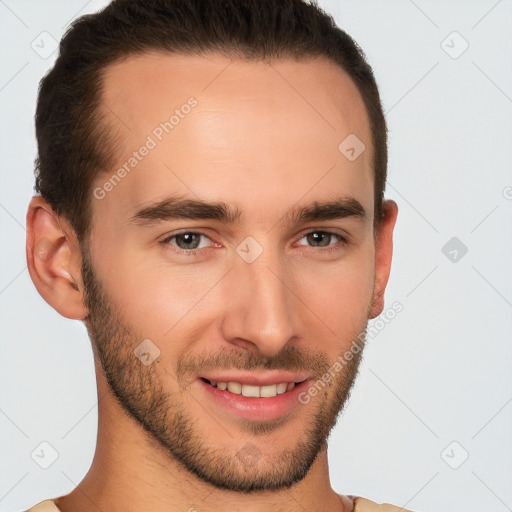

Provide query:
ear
left=369, top=199, right=398, bottom=319
left=26, top=196, right=88, bottom=320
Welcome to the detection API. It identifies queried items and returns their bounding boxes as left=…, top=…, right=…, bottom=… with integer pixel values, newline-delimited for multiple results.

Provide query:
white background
left=1, top=1, right=511, bottom=511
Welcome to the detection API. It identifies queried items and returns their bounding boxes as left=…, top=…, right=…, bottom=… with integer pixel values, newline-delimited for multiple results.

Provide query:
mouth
left=197, top=376, right=313, bottom=422
left=199, top=377, right=308, bottom=398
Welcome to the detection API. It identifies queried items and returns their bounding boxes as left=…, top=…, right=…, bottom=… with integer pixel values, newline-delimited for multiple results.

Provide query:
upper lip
left=199, top=371, right=312, bottom=386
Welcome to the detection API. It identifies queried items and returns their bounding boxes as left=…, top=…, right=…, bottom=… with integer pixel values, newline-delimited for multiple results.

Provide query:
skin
left=26, top=52, right=398, bottom=512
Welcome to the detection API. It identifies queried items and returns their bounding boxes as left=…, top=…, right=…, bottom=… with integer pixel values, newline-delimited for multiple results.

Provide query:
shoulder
left=28, top=495, right=414, bottom=512
left=353, top=496, right=415, bottom=511
left=24, top=499, right=61, bottom=512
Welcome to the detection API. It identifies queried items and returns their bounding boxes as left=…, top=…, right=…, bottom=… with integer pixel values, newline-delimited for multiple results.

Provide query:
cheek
left=92, top=238, right=228, bottom=353
left=292, top=245, right=375, bottom=346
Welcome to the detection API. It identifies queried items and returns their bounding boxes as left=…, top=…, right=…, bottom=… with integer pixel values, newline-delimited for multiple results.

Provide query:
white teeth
left=276, top=383, right=288, bottom=395
left=260, top=384, right=278, bottom=397
left=209, top=380, right=296, bottom=398
left=241, top=384, right=260, bottom=397
left=227, top=381, right=242, bottom=394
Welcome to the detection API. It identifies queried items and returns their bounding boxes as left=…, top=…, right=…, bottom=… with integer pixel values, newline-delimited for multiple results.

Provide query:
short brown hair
left=34, top=0, right=388, bottom=242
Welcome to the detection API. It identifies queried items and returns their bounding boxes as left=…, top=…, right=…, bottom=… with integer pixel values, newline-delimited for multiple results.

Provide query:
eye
left=161, top=231, right=215, bottom=254
left=160, top=229, right=348, bottom=257
left=296, top=230, right=347, bottom=250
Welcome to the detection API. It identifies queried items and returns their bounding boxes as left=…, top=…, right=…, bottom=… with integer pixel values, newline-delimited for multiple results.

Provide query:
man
left=25, top=0, right=408, bottom=510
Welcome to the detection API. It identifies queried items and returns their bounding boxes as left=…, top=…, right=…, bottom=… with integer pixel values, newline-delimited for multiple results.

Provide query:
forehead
left=95, top=52, right=374, bottom=224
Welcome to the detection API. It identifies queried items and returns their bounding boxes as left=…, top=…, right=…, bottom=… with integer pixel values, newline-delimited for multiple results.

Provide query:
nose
left=219, top=245, right=298, bottom=357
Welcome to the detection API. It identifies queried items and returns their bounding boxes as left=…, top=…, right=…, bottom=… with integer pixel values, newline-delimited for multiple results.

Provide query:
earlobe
left=26, top=196, right=88, bottom=320
left=369, top=199, right=398, bottom=320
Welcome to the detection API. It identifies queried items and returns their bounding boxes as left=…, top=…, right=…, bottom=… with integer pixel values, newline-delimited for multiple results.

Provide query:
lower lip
left=197, top=378, right=312, bottom=422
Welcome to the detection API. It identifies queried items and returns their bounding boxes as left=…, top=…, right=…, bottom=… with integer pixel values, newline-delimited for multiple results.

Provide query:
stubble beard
left=80, top=247, right=368, bottom=493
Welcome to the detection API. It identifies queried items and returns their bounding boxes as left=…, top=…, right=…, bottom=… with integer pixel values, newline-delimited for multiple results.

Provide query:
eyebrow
left=130, top=195, right=367, bottom=227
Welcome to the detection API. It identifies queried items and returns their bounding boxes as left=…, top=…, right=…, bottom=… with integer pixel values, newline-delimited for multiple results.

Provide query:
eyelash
left=160, top=229, right=348, bottom=256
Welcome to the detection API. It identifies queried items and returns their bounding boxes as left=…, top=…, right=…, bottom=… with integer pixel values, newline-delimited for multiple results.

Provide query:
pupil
left=308, top=232, right=329, bottom=247
left=178, top=233, right=200, bottom=249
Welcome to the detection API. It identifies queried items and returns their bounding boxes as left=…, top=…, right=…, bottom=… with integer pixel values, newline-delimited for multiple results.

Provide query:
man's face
left=84, top=52, right=378, bottom=492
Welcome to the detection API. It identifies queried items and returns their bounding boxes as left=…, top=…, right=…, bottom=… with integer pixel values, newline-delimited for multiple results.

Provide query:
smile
left=201, top=378, right=307, bottom=398
left=197, top=377, right=312, bottom=422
